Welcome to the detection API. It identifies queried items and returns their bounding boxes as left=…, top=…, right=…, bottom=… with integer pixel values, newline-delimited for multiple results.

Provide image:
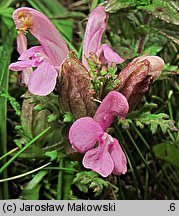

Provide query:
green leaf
left=122, top=103, right=177, bottom=134
left=106, top=0, right=150, bottom=13
left=0, top=90, right=21, bottom=116
left=142, top=32, right=167, bottom=55
left=138, top=0, right=179, bottom=25
left=24, top=170, right=47, bottom=190
left=0, top=127, right=51, bottom=175
left=63, top=112, right=74, bottom=123
left=14, top=139, right=22, bottom=149
left=0, top=7, right=14, bottom=18
left=58, top=159, right=77, bottom=200
left=45, top=150, right=58, bottom=161
left=0, top=18, right=16, bottom=199
left=73, top=171, right=108, bottom=197
left=151, top=19, right=179, bottom=44
left=33, top=104, right=46, bottom=111
left=0, top=0, right=15, bottom=8
left=47, top=114, right=58, bottom=122
left=153, top=143, right=179, bottom=167
left=137, top=113, right=177, bottom=134
left=20, top=170, right=47, bottom=200
left=90, top=0, right=99, bottom=11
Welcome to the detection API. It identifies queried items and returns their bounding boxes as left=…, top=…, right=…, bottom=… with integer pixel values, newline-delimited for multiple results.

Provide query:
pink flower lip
left=9, top=46, right=58, bottom=96
left=69, top=91, right=129, bottom=177
left=99, top=132, right=114, bottom=146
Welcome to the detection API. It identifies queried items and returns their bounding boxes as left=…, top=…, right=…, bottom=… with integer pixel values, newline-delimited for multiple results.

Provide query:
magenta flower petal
left=82, top=6, right=107, bottom=68
left=28, top=61, right=58, bottom=96
left=18, top=46, right=44, bottom=60
left=13, top=7, right=69, bottom=66
left=9, top=59, right=35, bottom=71
left=16, top=32, right=33, bottom=85
left=17, top=32, right=27, bottom=55
left=109, top=138, right=127, bottom=175
left=94, top=91, right=129, bottom=130
left=98, top=44, right=124, bottom=65
left=83, top=142, right=114, bottom=177
left=41, top=38, right=68, bottom=66
left=69, top=117, right=103, bottom=153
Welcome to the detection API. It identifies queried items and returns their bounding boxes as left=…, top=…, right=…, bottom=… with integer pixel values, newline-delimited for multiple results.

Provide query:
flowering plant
left=8, top=5, right=165, bottom=177
left=3, top=1, right=177, bottom=200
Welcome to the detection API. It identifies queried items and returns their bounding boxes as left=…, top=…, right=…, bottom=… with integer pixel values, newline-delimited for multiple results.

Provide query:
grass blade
left=0, top=127, right=51, bottom=175
left=0, top=19, right=16, bottom=199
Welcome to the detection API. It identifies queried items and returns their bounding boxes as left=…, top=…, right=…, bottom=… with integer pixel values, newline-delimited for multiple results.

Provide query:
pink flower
left=9, top=45, right=59, bottom=96
left=82, top=6, right=124, bottom=69
left=16, top=32, right=33, bottom=86
left=69, top=91, right=129, bottom=177
left=9, top=7, right=69, bottom=96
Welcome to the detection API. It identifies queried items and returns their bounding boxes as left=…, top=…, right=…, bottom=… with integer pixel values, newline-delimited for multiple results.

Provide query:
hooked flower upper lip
left=82, top=6, right=124, bottom=69
left=15, top=10, right=34, bottom=32
left=9, top=7, right=70, bottom=96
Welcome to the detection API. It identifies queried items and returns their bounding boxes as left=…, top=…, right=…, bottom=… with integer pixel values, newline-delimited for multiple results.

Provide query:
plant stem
left=137, top=14, right=151, bottom=54
left=126, top=129, right=171, bottom=198
left=0, top=147, right=18, bottom=161
left=56, top=157, right=64, bottom=199
left=113, top=124, right=144, bottom=198
left=0, top=162, right=51, bottom=183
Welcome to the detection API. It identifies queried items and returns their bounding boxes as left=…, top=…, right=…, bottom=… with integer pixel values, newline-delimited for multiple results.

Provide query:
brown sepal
left=57, top=52, right=97, bottom=119
left=116, top=59, right=154, bottom=111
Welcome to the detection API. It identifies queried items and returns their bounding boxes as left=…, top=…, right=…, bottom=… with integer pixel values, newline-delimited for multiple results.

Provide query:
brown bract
left=116, top=59, right=154, bottom=111
left=57, top=53, right=97, bottom=119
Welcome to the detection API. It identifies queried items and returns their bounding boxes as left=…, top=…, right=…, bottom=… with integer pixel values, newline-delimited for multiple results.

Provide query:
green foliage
left=106, top=0, right=150, bottom=12
left=1, top=0, right=179, bottom=200
left=0, top=3, right=16, bottom=199
left=153, top=143, right=179, bottom=167
left=20, top=171, right=48, bottom=200
left=47, top=114, right=58, bottom=123
left=138, top=0, right=179, bottom=25
left=0, top=127, right=51, bottom=175
left=63, top=112, right=75, bottom=123
left=0, top=90, right=21, bottom=116
left=122, top=102, right=177, bottom=134
left=133, top=113, right=176, bottom=134
left=87, top=56, right=120, bottom=98
left=73, top=171, right=108, bottom=197
left=45, top=150, right=58, bottom=161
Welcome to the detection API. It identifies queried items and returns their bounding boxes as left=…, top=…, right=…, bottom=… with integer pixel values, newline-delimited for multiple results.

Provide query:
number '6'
left=170, top=203, right=175, bottom=211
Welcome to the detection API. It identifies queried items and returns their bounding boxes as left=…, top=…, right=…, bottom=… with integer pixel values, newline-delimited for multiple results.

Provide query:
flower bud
left=116, top=56, right=164, bottom=110
left=134, top=55, right=165, bottom=79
